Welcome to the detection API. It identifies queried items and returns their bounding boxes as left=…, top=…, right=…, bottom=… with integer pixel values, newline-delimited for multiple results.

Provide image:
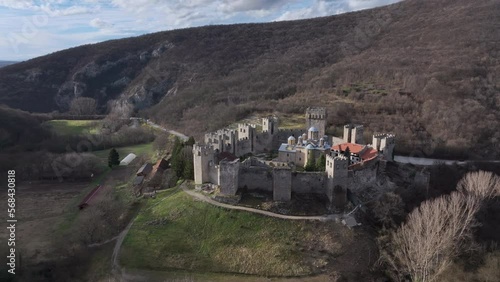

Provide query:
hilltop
left=0, top=0, right=498, bottom=158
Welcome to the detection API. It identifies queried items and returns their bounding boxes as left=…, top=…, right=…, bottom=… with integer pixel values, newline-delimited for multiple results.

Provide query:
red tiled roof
left=332, top=143, right=378, bottom=161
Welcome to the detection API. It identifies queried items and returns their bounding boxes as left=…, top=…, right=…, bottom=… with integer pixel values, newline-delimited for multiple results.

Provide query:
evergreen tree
left=316, top=154, right=326, bottom=171
left=172, top=137, right=183, bottom=155
left=184, top=136, right=195, bottom=147
left=304, top=151, right=316, bottom=171
left=344, top=147, right=351, bottom=164
left=171, top=137, right=185, bottom=178
left=108, top=148, right=120, bottom=168
left=183, top=154, right=194, bottom=180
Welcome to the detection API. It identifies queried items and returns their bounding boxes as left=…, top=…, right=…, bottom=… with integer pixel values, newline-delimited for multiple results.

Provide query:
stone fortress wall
left=193, top=107, right=396, bottom=208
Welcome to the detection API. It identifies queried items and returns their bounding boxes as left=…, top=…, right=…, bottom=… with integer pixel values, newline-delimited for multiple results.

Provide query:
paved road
left=143, top=119, right=189, bottom=141
left=182, top=185, right=339, bottom=221
left=395, top=155, right=500, bottom=166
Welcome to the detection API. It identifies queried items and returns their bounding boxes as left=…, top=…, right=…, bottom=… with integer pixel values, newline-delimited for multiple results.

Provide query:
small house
left=137, top=163, right=153, bottom=176
left=133, top=175, right=145, bottom=186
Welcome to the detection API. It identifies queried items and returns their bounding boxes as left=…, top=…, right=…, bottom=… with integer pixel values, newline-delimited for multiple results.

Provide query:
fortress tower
left=193, top=144, right=215, bottom=184
left=372, top=133, right=396, bottom=161
left=237, top=124, right=255, bottom=141
left=325, top=154, right=349, bottom=209
left=262, top=117, right=278, bottom=135
left=306, top=107, right=326, bottom=138
left=343, top=124, right=364, bottom=144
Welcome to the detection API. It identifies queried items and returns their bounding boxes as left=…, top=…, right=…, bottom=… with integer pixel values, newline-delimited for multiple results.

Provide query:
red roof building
left=331, top=143, right=378, bottom=167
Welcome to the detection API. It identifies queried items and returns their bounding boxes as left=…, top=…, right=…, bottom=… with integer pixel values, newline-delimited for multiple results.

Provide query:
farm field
left=44, top=119, right=101, bottom=135
left=0, top=181, right=91, bottom=263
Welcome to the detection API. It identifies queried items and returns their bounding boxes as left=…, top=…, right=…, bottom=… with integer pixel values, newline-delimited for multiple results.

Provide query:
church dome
left=305, top=144, right=315, bottom=150
left=288, top=136, right=296, bottom=141
left=308, top=126, right=319, bottom=132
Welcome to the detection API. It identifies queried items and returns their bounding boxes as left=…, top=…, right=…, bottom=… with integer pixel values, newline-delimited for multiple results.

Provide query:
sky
left=0, top=0, right=402, bottom=61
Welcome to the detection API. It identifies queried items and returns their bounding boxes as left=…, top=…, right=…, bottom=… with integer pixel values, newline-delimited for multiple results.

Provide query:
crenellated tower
left=262, top=116, right=278, bottom=135
left=343, top=124, right=364, bottom=144
left=306, top=107, right=326, bottom=138
left=372, top=133, right=395, bottom=161
left=193, top=144, right=215, bottom=184
left=325, top=154, right=349, bottom=209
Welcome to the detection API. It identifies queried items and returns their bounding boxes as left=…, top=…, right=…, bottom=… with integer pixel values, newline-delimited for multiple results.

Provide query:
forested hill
left=0, top=0, right=499, bottom=158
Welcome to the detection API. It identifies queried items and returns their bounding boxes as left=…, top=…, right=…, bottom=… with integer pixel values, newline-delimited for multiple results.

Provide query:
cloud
left=275, top=0, right=401, bottom=21
left=41, top=5, right=96, bottom=16
left=90, top=18, right=113, bottom=29
left=0, top=0, right=404, bottom=60
left=275, top=0, right=346, bottom=21
left=220, top=0, right=290, bottom=13
left=346, top=0, right=401, bottom=10
left=0, top=0, right=37, bottom=9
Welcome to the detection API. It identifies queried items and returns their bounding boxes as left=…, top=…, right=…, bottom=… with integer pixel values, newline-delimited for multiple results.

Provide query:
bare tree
left=457, top=171, right=500, bottom=199
left=381, top=171, right=500, bottom=282
left=382, top=192, right=479, bottom=282
left=153, top=132, right=172, bottom=156
left=369, top=192, right=406, bottom=228
left=69, top=97, right=97, bottom=115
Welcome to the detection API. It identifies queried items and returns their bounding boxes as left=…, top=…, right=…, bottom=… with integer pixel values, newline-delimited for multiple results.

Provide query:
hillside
left=0, top=0, right=499, bottom=158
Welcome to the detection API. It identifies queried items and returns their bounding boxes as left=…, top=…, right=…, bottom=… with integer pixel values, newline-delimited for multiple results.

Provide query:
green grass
left=44, top=120, right=101, bottom=135
left=91, top=142, right=155, bottom=162
left=120, top=189, right=336, bottom=277
left=279, top=114, right=304, bottom=129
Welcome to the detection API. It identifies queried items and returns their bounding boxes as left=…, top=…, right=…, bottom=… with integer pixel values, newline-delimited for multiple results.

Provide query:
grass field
left=279, top=114, right=305, bottom=129
left=120, top=188, right=353, bottom=277
left=91, top=142, right=155, bottom=162
left=44, top=120, right=101, bottom=135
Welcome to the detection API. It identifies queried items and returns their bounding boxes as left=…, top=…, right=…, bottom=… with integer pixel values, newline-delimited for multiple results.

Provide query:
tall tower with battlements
left=262, top=117, right=278, bottom=135
left=193, top=144, right=215, bottom=184
left=343, top=124, right=364, bottom=144
left=306, top=107, right=327, bottom=138
left=372, top=133, right=396, bottom=161
left=325, top=154, right=349, bottom=209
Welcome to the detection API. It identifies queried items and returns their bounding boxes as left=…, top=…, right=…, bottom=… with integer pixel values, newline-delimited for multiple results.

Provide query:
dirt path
left=111, top=187, right=183, bottom=281
left=182, top=185, right=340, bottom=221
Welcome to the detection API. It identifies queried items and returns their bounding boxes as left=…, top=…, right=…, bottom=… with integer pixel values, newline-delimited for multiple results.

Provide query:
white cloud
left=0, top=0, right=37, bottom=9
left=0, top=0, right=404, bottom=60
left=219, top=0, right=290, bottom=13
left=275, top=0, right=346, bottom=21
left=347, top=0, right=401, bottom=10
left=40, top=5, right=96, bottom=16
left=90, top=17, right=113, bottom=29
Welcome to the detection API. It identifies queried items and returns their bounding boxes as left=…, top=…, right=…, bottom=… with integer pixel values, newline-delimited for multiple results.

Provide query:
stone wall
left=350, top=161, right=378, bottom=192
left=291, top=172, right=326, bottom=194
left=208, top=163, right=219, bottom=185
left=238, top=166, right=273, bottom=192
left=254, top=132, right=273, bottom=152
left=219, top=159, right=240, bottom=195
left=273, top=168, right=292, bottom=201
left=235, top=138, right=253, bottom=156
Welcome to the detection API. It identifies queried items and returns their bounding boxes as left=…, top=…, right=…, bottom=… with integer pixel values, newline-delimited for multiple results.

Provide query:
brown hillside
left=0, top=0, right=498, bottom=158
